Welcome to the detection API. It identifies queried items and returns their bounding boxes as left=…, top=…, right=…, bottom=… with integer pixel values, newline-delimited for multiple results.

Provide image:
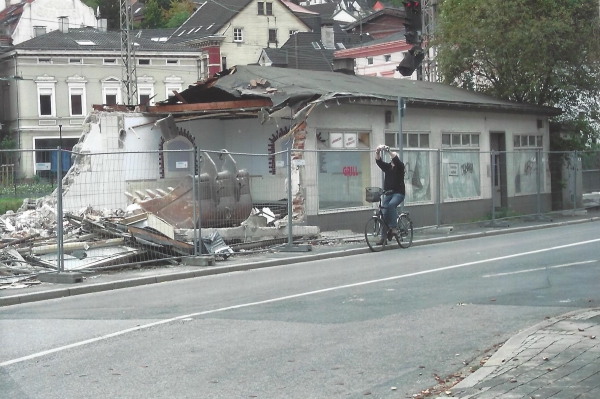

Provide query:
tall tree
left=434, top=0, right=600, bottom=145
left=142, top=0, right=165, bottom=28
left=164, top=0, right=194, bottom=28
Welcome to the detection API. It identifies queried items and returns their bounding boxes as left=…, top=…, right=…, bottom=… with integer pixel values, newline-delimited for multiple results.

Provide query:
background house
left=166, top=0, right=312, bottom=79
left=0, top=26, right=200, bottom=180
left=343, top=7, right=404, bottom=39
left=258, top=24, right=371, bottom=71
left=334, top=32, right=414, bottom=79
left=0, top=0, right=97, bottom=46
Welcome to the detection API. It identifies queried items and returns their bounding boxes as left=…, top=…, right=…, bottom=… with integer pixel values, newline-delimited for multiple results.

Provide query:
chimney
left=58, top=16, right=69, bottom=34
left=321, top=23, right=334, bottom=49
left=97, top=18, right=108, bottom=33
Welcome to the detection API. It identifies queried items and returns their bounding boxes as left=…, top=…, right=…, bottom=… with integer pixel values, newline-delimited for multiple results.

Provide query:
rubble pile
left=0, top=199, right=198, bottom=286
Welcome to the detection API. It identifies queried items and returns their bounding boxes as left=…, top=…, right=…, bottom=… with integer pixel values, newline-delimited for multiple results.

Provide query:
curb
left=1, top=216, right=598, bottom=308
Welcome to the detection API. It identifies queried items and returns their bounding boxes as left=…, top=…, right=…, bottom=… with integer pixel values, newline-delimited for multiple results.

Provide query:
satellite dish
left=258, top=108, right=270, bottom=124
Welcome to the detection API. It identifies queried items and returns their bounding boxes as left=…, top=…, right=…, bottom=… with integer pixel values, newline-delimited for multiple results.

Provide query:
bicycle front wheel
left=397, top=214, right=413, bottom=248
left=365, top=217, right=385, bottom=252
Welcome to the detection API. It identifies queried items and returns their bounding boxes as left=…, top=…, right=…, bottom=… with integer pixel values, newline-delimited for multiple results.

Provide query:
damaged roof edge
left=149, top=66, right=561, bottom=118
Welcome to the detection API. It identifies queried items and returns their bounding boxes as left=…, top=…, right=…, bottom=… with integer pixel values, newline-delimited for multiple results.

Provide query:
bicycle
left=364, top=187, right=413, bottom=252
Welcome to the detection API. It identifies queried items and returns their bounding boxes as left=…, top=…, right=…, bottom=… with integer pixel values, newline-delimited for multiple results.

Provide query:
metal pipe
left=286, top=147, right=293, bottom=245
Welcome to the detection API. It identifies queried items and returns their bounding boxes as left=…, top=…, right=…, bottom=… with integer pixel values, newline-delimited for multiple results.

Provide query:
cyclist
left=374, top=144, right=406, bottom=245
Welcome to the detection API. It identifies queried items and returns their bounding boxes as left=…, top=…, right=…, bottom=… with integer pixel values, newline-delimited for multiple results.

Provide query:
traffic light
left=402, top=0, right=422, bottom=45
left=396, top=45, right=425, bottom=77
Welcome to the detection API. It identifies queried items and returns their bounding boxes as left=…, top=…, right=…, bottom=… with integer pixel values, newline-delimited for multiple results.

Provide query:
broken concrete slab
left=181, top=256, right=216, bottom=267
left=37, top=272, right=84, bottom=284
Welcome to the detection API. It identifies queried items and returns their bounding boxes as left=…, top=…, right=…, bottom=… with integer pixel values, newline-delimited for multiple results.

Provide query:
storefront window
left=316, top=131, right=370, bottom=210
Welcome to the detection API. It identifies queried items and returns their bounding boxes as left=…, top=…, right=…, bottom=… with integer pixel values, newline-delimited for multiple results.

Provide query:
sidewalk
left=441, top=308, right=600, bottom=399
left=1, top=209, right=599, bottom=308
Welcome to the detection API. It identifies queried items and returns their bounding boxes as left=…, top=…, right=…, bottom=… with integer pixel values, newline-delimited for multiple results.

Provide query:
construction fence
left=0, top=147, right=598, bottom=277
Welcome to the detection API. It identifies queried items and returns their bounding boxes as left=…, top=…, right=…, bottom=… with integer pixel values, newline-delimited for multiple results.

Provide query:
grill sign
left=343, top=166, right=358, bottom=176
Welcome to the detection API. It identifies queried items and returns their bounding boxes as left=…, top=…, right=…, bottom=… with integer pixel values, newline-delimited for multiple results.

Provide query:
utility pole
left=120, top=0, right=137, bottom=106
left=420, top=0, right=438, bottom=82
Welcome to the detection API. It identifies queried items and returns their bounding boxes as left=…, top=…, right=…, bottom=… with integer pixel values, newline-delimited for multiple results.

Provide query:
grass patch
left=0, top=197, right=27, bottom=214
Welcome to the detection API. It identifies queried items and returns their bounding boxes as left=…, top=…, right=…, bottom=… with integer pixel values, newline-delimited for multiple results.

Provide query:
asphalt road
left=1, top=222, right=599, bottom=399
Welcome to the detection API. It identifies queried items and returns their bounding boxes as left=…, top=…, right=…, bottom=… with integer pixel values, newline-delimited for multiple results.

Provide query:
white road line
left=482, top=260, right=598, bottom=277
left=2, top=237, right=600, bottom=367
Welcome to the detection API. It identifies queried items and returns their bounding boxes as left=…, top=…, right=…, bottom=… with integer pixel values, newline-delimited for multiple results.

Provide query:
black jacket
left=376, top=155, right=406, bottom=195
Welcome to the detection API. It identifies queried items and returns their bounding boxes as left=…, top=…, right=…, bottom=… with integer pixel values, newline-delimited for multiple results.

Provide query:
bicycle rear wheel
left=397, top=214, right=413, bottom=248
left=365, top=217, right=385, bottom=252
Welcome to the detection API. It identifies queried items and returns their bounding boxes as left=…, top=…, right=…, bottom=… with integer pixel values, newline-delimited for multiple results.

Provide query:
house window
left=166, top=59, right=179, bottom=65
left=102, top=78, right=121, bottom=105
left=316, top=131, right=371, bottom=211
left=385, top=132, right=429, bottom=148
left=442, top=133, right=480, bottom=147
left=268, top=29, right=277, bottom=43
left=513, top=134, right=543, bottom=148
left=38, top=58, right=52, bottom=64
left=103, top=58, right=117, bottom=65
left=69, top=86, right=85, bottom=116
left=104, top=88, right=119, bottom=105
left=384, top=54, right=391, bottom=62
left=233, top=28, right=243, bottom=42
left=138, top=59, right=151, bottom=65
left=258, top=2, right=272, bottom=14
left=222, top=56, right=227, bottom=70
left=441, top=132, right=481, bottom=200
left=512, top=134, right=544, bottom=195
left=138, top=85, right=154, bottom=106
left=69, top=58, right=82, bottom=64
left=384, top=131, right=432, bottom=203
left=367, top=57, right=373, bottom=65
left=38, top=87, right=53, bottom=116
left=165, top=84, right=182, bottom=101
left=33, top=26, right=46, bottom=37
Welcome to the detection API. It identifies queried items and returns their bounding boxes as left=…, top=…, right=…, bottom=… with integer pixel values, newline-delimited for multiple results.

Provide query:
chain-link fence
left=0, top=147, right=598, bottom=277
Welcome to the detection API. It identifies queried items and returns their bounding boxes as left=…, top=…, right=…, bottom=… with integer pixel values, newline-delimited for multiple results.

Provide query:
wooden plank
left=147, top=99, right=272, bottom=113
left=173, top=91, right=188, bottom=104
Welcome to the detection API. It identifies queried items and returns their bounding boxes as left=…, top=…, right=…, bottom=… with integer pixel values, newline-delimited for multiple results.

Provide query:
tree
left=434, top=0, right=600, bottom=146
left=142, top=0, right=165, bottom=29
left=164, top=0, right=194, bottom=28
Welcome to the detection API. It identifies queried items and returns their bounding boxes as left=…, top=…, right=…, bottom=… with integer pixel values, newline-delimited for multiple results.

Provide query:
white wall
left=12, top=0, right=97, bottom=45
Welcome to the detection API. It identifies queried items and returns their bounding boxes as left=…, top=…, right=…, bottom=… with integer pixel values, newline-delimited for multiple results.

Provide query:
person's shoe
left=389, top=228, right=398, bottom=236
left=376, top=238, right=386, bottom=245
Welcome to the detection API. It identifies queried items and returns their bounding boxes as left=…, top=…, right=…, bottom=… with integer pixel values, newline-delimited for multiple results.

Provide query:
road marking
left=2, top=237, right=600, bottom=367
left=482, top=260, right=597, bottom=277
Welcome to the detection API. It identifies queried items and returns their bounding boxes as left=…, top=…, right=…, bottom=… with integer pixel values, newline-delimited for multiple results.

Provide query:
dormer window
left=258, top=2, right=273, bottom=15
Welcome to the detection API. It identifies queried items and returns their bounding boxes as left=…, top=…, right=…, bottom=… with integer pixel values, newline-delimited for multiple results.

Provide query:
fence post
left=573, top=150, right=578, bottom=213
left=192, top=148, right=198, bottom=256
left=56, top=146, right=64, bottom=272
left=397, top=96, right=404, bottom=213
left=436, top=149, right=441, bottom=227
